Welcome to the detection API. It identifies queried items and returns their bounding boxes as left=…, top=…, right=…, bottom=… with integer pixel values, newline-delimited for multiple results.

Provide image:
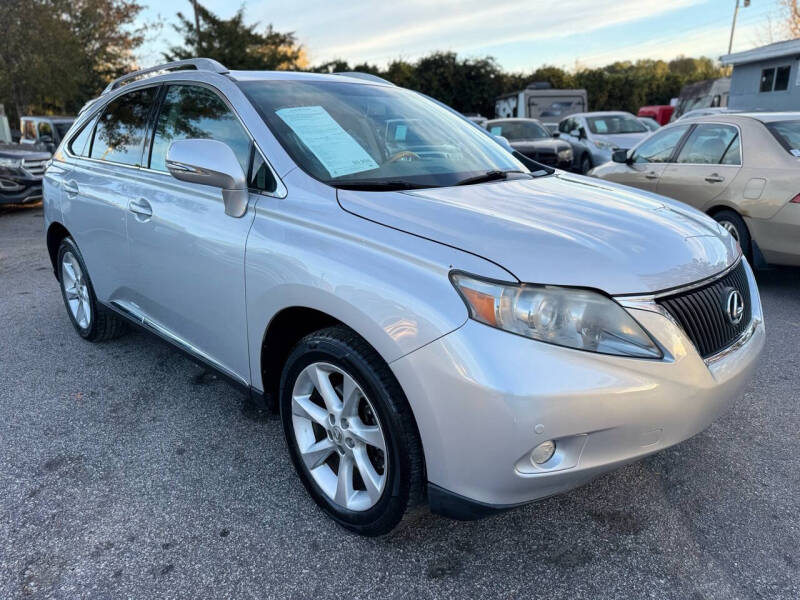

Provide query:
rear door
left=61, top=86, right=159, bottom=304
left=656, top=123, right=741, bottom=209
left=124, top=83, right=273, bottom=383
left=610, top=124, right=690, bottom=191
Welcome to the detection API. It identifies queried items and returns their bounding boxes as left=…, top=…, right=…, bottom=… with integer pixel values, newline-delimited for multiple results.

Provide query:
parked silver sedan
left=556, top=111, right=650, bottom=173
left=591, top=112, right=800, bottom=267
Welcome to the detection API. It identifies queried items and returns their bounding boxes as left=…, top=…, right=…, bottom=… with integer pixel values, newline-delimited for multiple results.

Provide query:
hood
left=591, top=132, right=647, bottom=149
left=510, top=139, right=570, bottom=153
left=337, top=173, right=737, bottom=295
left=0, top=144, right=51, bottom=160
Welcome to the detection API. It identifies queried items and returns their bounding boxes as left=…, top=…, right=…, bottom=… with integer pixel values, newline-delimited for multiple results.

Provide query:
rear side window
left=91, top=87, right=158, bottom=166
left=631, top=125, right=689, bottom=163
left=149, top=84, right=251, bottom=173
left=766, top=120, right=800, bottom=156
left=68, top=117, right=97, bottom=157
left=676, top=124, right=739, bottom=165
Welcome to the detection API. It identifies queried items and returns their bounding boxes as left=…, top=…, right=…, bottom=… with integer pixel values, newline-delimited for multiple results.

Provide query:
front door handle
left=63, top=180, right=79, bottom=197
left=705, top=173, right=725, bottom=183
left=128, top=198, right=153, bottom=220
left=644, top=171, right=659, bottom=180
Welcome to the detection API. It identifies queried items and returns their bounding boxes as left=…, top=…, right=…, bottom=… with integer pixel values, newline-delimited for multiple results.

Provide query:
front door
left=124, top=83, right=258, bottom=384
left=655, top=123, right=741, bottom=210
left=613, top=124, right=691, bottom=192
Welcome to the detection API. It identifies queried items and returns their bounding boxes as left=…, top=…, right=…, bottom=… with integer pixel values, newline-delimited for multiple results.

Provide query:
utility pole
left=728, top=0, right=751, bottom=55
left=192, top=0, right=201, bottom=55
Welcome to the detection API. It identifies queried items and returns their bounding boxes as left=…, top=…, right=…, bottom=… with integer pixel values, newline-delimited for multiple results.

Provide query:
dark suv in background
left=0, top=144, right=50, bottom=204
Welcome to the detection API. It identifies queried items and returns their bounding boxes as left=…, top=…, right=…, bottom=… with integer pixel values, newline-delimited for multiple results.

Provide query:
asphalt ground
left=1, top=205, right=798, bottom=599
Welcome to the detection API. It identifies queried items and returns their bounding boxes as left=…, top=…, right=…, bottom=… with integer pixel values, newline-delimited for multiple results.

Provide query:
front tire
left=579, top=153, right=592, bottom=174
left=279, top=326, right=424, bottom=536
left=57, top=237, right=126, bottom=342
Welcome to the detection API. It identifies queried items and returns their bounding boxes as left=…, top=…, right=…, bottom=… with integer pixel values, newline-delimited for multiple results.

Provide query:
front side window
left=149, top=84, right=251, bottom=173
left=586, top=115, right=647, bottom=135
left=91, top=86, right=158, bottom=166
left=38, top=121, right=53, bottom=138
left=676, top=124, right=739, bottom=165
left=239, top=80, right=524, bottom=188
left=631, top=125, right=689, bottom=163
left=488, top=121, right=549, bottom=141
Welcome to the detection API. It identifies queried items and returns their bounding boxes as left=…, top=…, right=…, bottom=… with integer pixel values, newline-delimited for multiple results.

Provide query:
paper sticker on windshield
left=394, top=124, right=407, bottom=141
left=490, top=126, right=502, bottom=135
left=276, top=106, right=378, bottom=178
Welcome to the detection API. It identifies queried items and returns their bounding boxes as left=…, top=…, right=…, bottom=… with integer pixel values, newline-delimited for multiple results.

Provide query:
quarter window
left=91, top=87, right=158, bottom=166
left=676, top=124, right=739, bottom=165
left=149, top=84, right=251, bottom=174
left=631, top=125, right=689, bottom=163
left=68, top=117, right=97, bottom=157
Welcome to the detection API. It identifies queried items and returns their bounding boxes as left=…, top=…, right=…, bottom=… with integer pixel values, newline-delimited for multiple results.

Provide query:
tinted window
left=91, top=87, right=158, bottom=165
left=775, top=65, right=791, bottom=91
left=488, top=121, right=549, bottom=140
left=766, top=119, right=800, bottom=155
left=38, top=121, right=53, bottom=138
left=149, top=84, right=251, bottom=173
left=68, top=117, right=97, bottom=157
left=676, top=124, right=739, bottom=165
left=760, top=68, right=775, bottom=92
left=586, top=115, right=646, bottom=134
left=631, top=125, right=689, bottom=163
left=249, top=149, right=277, bottom=192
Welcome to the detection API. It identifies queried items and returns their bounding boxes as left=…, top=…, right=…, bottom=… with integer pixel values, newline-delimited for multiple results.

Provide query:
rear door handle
left=128, top=198, right=153, bottom=219
left=645, top=171, right=659, bottom=180
left=63, top=180, right=79, bottom=196
left=705, top=173, right=725, bottom=183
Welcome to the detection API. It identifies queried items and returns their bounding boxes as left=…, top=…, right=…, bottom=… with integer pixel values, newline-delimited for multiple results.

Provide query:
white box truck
left=495, top=83, right=588, bottom=132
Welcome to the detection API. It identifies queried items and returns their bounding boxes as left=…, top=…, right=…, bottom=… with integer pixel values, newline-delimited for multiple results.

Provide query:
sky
left=136, top=0, right=788, bottom=71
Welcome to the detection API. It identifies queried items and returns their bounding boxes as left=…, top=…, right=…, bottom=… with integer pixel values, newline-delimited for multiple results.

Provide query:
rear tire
left=57, top=237, right=126, bottom=342
left=279, top=325, right=424, bottom=536
left=712, top=209, right=751, bottom=260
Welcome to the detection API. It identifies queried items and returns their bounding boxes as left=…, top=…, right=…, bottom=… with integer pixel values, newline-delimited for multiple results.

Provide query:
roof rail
left=102, top=58, right=229, bottom=94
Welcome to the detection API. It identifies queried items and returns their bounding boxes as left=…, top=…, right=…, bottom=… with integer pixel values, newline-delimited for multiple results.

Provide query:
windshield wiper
left=454, top=170, right=528, bottom=186
left=331, top=180, right=433, bottom=191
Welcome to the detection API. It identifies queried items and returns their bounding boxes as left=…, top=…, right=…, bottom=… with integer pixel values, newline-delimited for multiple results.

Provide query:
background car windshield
left=239, top=80, right=524, bottom=187
left=766, top=120, right=800, bottom=155
left=488, top=121, right=549, bottom=141
left=587, top=115, right=647, bottom=134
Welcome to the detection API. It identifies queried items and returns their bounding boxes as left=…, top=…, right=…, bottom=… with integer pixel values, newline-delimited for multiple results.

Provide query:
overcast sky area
left=136, top=0, right=784, bottom=71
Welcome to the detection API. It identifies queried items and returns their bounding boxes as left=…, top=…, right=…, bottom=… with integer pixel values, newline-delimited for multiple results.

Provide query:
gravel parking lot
left=1, top=205, right=798, bottom=599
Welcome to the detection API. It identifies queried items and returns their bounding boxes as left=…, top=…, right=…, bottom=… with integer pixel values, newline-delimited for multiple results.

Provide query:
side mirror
left=552, top=132, right=560, bottom=138
left=578, top=127, right=587, bottom=140
left=612, top=149, right=630, bottom=163
left=166, top=139, right=248, bottom=218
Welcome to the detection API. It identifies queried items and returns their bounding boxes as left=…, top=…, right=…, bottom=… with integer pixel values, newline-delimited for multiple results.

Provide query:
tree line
left=0, top=0, right=786, bottom=129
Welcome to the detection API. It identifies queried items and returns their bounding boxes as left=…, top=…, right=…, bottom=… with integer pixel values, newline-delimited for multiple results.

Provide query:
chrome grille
left=22, top=159, right=47, bottom=176
left=656, top=261, right=752, bottom=359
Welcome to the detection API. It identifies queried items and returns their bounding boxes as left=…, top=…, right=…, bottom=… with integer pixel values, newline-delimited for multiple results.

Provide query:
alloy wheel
left=61, top=251, right=92, bottom=329
left=290, top=362, right=388, bottom=511
left=719, top=220, right=740, bottom=242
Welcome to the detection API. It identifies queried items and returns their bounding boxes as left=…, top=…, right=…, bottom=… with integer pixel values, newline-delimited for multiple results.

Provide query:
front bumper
left=391, top=262, right=765, bottom=514
left=0, top=173, right=43, bottom=204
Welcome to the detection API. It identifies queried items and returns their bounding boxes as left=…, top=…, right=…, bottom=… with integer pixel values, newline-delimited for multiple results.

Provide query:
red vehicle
left=637, top=105, right=674, bottom=125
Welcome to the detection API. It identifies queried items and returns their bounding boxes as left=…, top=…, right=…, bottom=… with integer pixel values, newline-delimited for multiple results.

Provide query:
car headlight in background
left=557, top=148, right=572, bottom=161
left=593, top=140, right=617, bottom=151
left=0, top=157, right=22, bottom=168
left=451, top=272, right=662, bottom=358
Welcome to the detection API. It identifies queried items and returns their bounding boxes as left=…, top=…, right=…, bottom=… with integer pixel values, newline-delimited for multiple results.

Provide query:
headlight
left=0, top=157, right=22, bottom=168
left=451, top=272, right=662, bottom=358
left=594, top=140, right=616, bottom=150
left=557, top=148, right=572, bottom=160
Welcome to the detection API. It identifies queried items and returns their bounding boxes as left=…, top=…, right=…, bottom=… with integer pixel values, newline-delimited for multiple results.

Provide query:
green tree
left=0, top=0, right=144, bottom=123
left=164, top=2, right=306, bottom=70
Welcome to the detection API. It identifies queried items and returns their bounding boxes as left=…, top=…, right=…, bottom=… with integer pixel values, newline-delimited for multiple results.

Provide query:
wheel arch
left=46, top=221, right=72, bottom=279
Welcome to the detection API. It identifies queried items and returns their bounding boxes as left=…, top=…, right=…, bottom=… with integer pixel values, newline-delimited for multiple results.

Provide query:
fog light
left=531, top=440, right=556, bottom=465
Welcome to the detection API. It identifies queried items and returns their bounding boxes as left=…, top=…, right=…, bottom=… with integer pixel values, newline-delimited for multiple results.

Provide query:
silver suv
left=44, top=59, right=765, bottom=535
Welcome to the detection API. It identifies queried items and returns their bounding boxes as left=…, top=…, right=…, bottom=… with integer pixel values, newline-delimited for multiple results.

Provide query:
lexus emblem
left=725, top=289, right=745, bottom=325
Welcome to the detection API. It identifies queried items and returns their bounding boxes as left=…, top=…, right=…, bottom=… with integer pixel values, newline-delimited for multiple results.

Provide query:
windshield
left=766, top=120, right=800, bottom=156
left=239, top=80, right=525, bottom=188
left=487, top=121, right=549, bottom=141
left=586, top=115, right=647, bottom=135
